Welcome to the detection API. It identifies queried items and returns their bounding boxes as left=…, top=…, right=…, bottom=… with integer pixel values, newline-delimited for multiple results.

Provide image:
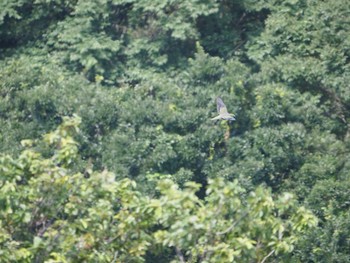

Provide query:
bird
left=211, top=97, right=236, bottom=121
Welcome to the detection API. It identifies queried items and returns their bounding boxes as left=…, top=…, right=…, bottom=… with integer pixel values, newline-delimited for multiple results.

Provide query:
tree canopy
left=0, top=0, right=349, bottom=262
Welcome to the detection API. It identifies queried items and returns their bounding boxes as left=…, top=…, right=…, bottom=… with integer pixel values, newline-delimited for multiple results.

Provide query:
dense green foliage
left=0, top=117, right=316, bottom=262
left=0, top=0, right=349, bottom=262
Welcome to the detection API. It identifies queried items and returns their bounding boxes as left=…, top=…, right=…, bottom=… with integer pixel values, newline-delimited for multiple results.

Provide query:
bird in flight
left=211, top=97, right=235, bottom=121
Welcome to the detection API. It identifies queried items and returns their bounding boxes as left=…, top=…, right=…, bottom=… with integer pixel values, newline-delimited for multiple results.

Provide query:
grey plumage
left=211, top=97, right=235, bottom=121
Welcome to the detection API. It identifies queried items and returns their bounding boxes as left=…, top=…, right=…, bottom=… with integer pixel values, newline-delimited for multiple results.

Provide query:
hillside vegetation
left=0, top=0, right=349, bottom=262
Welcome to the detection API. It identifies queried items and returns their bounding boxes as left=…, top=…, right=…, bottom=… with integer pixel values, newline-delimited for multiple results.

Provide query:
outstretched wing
left=217, top=97, right=228, bottom=114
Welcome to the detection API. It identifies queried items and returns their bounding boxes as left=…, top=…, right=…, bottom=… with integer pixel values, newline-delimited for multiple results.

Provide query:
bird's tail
left=211, top=115, right=222, bottom=120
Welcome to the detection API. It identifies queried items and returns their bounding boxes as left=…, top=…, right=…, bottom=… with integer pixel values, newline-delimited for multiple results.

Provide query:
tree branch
left=217, top=211, right=249, bottom=235
left=176, top=247, right=186, bottom=263
left=261, top=249, right=275, bottom=263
